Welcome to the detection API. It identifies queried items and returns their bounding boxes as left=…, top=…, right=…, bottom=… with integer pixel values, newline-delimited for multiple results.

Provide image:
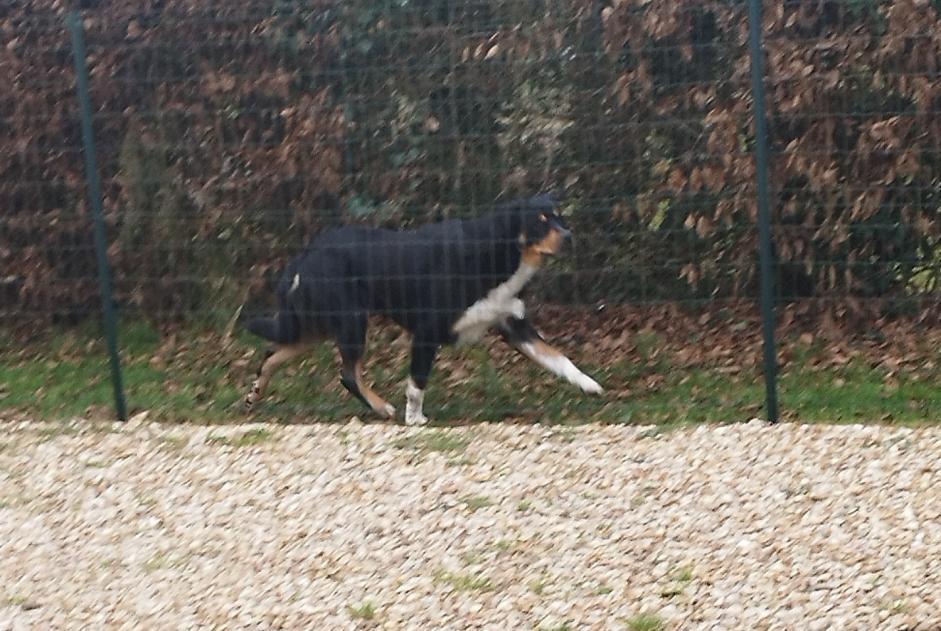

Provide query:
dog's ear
left=527, top=193, right=561, bottom=214
left=535, top=192, right=561, bottom=206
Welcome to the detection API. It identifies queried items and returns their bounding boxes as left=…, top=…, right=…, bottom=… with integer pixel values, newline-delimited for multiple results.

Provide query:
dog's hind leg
left=244, top=344, right=309, bottom=412
left=339, top=355, right=396, bottom=419
left=498, top=317, right=603, bottom=394
left=337, top=320, right=396, bottom=419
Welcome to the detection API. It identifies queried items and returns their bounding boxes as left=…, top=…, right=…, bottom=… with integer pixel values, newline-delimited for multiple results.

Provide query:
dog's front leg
left=499, top=317, right=603, bottom=394
left=405, top=337, right=439, bottom=426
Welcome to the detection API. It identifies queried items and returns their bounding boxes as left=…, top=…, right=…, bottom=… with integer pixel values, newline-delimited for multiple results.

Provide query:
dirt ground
left=1, top=416, right=939, bottom=630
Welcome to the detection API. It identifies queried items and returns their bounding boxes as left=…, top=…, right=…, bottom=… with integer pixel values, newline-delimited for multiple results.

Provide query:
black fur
left=246, top=195, right=574, bottom=415
left=248, top=195, right=566, bottom=346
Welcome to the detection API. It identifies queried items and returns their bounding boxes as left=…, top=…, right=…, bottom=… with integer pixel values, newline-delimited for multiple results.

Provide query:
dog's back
left=250, top=217, right=519, bottom=344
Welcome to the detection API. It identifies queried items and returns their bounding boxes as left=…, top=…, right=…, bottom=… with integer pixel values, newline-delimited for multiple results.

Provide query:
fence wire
left=2, top=0, right=940, bottom=421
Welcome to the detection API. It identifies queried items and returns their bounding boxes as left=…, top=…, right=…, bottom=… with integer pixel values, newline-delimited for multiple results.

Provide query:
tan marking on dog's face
left=521, top=246, right=543, bottom=266
left=535, top=228, right=566, bottom=254
left=521, top=227, right=567, bottom=266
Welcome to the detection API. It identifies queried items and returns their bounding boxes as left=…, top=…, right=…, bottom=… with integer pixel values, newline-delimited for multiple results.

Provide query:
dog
left=244, top=195, right=603, bottom=424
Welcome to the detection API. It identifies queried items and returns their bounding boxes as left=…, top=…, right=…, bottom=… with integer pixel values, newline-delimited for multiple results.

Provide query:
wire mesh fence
left=2, top=0, right=940, bottom=422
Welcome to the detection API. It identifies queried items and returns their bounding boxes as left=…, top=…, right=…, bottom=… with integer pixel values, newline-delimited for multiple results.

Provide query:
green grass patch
left=528, top=576, right=550, bottom=595
left=347, top=601, right=377, bottom=621
left=625, top=612, right=665, bottom=631
left=393, top=430, right=470, bottom=454
left=143, top=552, right=184, bottom=572
left=433, top=569, right=493, bottom=592
left=460, top=494, right=494, bottom=512
left=674, top=564, right=694, bottom=583
left=660, top=563, right=695, bottom=597
left=459, top=550, right=486, bottom=566
left=4, top=322, right=941, bottom=425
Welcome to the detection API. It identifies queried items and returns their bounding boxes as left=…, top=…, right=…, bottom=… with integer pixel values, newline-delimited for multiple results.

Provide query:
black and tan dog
left=244, top=195, right=603, bottom=424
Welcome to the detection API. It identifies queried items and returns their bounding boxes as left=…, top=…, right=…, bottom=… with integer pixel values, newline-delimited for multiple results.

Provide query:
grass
left=157, top=435, right=189, bottom=454
left=143, top=552, right=183, bottom=572
left=884, top=599, right=910, bottom=614
left=459, top=550, right=486, bottom=566
left=37, top=422, right=80, bottom=441
left=393, top=430, right=470, bottom=454
left=460, top=495, right=494, bottom=512
left=347, top=601, right=377, bottom=621
left=433, top=569, right=493, bottom=592
left=674, top=564, right=694, bottom=583
left=3, top=320, right=941, bottom=425
left=528, top=576, right=550, bottom=595
left=2, top=595, right=40, bottom=610
left=206, top=428, right=275, bottom=447
left=625, top=612, right=665, bottom=631
left=660, top=563, right=695, bottom=598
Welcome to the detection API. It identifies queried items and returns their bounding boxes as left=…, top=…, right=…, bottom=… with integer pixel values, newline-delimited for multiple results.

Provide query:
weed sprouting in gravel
left=625, top=612, right=665, bottom=631
left=660, top=563, right=695, bottom=597
left=434, top=569, right=493, bottom=592
left=37, top=423, right=80, bottom=441
left=347, top=601, right=377, bottom=621
left=143, top=553, right=183, bottom=572
left=393, top=430, right=470, bottom=455
left=528, top=576, right=550, bottom=595
left=674, top=564, right=694, bottom=582
left=206, top=428, right=274, bottom=447
left=157, top=435, right=188, bottom=454
left=461, top=495, right=493, bottom=512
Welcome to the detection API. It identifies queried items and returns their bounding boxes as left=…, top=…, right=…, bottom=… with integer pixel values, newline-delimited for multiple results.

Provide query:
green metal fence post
left=746, top=0, right=780, bottom=423
left=68, top=11, right=128, bottom=421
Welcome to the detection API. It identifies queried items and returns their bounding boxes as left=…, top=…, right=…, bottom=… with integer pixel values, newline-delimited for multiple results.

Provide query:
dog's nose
left=557, top=227, right=572, bottom=241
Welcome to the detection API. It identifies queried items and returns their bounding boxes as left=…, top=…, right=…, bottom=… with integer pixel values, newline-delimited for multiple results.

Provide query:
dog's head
left=511, top=195, right=572, bottom=263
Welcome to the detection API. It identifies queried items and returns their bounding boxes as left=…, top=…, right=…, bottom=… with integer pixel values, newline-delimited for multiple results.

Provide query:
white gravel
left=0, top=416, right=939, bottom=630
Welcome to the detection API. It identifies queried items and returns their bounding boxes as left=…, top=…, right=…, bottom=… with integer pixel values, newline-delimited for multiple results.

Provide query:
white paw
left=244, top=382, right=260, bottom=411
left=381, top=403, right=397, bottom=419
left=575, top=374, right=604, bottom=395
left=405, top=411, right=429, bottom=426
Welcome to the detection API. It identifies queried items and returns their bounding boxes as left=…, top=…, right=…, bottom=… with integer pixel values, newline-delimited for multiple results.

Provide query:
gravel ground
left=0, top=416, right=939, bottom=630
